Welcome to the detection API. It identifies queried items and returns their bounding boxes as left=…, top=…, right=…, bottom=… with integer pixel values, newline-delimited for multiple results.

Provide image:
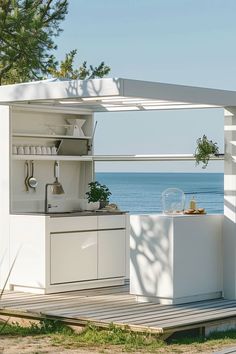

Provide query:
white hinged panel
left=51, top=231, right=97, bottom=284
left=98, top=229, right=126, bottom=279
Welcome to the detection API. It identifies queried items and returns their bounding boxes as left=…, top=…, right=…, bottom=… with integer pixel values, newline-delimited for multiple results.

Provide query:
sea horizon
left=96, top=172, right=224, bottom=215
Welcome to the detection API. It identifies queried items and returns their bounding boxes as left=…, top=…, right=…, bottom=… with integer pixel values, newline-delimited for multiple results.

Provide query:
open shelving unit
left=10, top=106, right=95, bottom=214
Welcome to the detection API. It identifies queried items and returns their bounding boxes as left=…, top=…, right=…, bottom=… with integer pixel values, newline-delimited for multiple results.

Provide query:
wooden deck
left=1, top=284, right=236, bottom=336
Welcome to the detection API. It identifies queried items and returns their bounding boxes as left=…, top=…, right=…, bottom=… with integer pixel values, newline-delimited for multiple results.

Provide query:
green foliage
left=85, top=181, right=112, bottom=203
left=0, top=318, right=72, bottom=336
left=3, top=320, right=236, bottom=353
left=0, top=0, right=68, bottom=84
left=194, top=134, right=219, bottom=169
left=0, top=1, right=110, bottom=84
left=52, top=323, right=164, bottom=351
left=49, top=49, right=111, bottom=80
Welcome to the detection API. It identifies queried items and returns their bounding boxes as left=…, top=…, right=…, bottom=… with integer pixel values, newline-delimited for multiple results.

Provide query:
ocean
left=96, top=172, right=224, bottom=214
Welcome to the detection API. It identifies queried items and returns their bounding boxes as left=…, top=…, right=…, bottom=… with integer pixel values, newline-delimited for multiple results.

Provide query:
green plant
left=49, top=49, right=110, bottom=80
left=194, top=135, right=219, bottom=169
left=85, top=181, right=111, bottom=203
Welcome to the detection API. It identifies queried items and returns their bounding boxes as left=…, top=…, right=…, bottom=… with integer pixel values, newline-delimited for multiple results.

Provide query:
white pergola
left=1, top=77, right=235, bottom=110
left=0, top=77, right=233, bottom=161
left=0, top=78, right=236, bottom=298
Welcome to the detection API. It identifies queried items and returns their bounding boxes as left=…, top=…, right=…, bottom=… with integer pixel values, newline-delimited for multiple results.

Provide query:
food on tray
left=184, top=207, right=206, bottom=215
left=198, top=208, right=205, bottom=213
left=104, top=203, right=120, bottom=211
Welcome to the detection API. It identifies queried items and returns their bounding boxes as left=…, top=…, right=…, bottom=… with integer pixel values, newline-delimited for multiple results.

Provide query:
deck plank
left=1, top=285, right=236, bottom=334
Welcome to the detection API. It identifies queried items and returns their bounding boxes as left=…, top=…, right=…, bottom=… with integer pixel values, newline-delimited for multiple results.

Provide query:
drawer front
left=98, top=215, right=126, bottom=229
left=49, top=216, right=97, bottom=233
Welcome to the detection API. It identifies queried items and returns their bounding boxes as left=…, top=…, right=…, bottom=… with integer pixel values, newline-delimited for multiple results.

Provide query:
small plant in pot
left=86, top=181, right=112, bottom=209
left=194, top=134, right=221, bottom=169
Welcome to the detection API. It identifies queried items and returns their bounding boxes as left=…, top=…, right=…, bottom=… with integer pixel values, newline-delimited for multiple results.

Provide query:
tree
left=49, top=49, right=111, bottom=80
left=0, top=1, right=111, bottom=85
left=0, top=0, right=69, bottom=85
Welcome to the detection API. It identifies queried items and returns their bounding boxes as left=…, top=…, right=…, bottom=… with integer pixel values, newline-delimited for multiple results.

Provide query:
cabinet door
left=51, top=232, right=97, bottom=284
left=98, top=230, right=126, bottom=279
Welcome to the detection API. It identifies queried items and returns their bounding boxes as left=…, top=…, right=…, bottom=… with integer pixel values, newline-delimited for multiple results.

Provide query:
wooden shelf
left=12, top=133, right=91, bottom=140
left=12, top=155, right=93, bottom=161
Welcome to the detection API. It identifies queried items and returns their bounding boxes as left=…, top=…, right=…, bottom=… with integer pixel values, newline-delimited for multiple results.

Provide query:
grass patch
left=170, top=328, right=236, bottom=345
left=1, top=319, right=236, bottom=353
left=52, top=323, right=165, bottom=352
left=0, top=318, right=72, bottom=336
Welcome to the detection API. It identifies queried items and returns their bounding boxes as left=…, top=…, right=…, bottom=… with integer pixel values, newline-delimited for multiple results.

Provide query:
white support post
left=0, top=105, right=10, bottom=290
left=223, top=108, right=236, bottom=299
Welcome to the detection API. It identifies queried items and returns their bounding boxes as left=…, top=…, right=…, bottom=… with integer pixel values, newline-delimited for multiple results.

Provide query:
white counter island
left=130, top=214, right=223, bottom=304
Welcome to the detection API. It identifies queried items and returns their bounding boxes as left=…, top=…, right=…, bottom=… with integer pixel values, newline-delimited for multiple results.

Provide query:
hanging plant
left=194, top=135, right=219, bottom=169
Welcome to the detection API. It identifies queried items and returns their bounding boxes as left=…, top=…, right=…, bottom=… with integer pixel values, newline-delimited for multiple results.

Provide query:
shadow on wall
left=130, top=214, right=172, bottom=299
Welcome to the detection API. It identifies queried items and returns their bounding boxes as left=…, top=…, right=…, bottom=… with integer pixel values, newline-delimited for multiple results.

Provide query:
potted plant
left=194, top=134, right=221, bottom=169
left=86, top=181, right=112, bottom=209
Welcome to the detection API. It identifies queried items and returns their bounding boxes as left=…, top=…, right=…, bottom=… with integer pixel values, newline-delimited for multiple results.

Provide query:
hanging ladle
left=24, top=161, right=29, bottom=192
left=28, top=160, right=38, bottom=190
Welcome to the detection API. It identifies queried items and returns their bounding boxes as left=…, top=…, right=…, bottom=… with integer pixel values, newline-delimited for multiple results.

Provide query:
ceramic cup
left=51, top=146, right=57, bottom=155
left=46, top=146, right=52, bottom=155
left=30, top=146, right=36, bottom=155
left=18, top=146, right=24, bottom=155
left=36, top=146, right=42, bottom=155
left=24, top=146, right=30, bottom=155
left=41, top=146, right=47, bottom=155
left=12, top=145, right=18, bottom=154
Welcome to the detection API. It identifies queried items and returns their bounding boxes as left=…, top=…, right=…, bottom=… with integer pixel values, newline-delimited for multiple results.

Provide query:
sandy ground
left=0, top=336, right=153, bottom=354
left=0, top=335, right=235, bottom=354
left=0, top=336, right=112, bottom=354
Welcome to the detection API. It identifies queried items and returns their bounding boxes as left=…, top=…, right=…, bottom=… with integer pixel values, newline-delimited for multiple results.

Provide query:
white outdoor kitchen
left=0, top=78, right=236, bottom=306
left=0, top=90, right=130, bottom=294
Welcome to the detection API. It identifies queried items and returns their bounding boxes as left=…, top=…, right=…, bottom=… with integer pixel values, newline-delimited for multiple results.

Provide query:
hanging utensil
left=45, top=161, right=64, bottom=213
left=24, top=161, right=29, bottom=192
left=28, top=160, right=38, bottom=190
left=52, top=161, right=64, bottom=194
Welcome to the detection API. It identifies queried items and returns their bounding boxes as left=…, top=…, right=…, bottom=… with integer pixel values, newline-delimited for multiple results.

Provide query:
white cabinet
left=9, top=214, right=128, bottom=293
left=130, top=214, right=223, bottom=305
left=51, top=231, right=97, bottom=284
left=98, top=230, right=126, bottom=279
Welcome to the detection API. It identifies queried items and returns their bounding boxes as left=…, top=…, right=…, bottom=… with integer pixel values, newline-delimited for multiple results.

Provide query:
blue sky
left=55, top=0, right=236, bottom=172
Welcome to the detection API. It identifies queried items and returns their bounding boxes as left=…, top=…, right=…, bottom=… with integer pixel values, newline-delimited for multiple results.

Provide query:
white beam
left=223, top=107, right=236, bottom=299
left=93, top=154, right=224, bottom=162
